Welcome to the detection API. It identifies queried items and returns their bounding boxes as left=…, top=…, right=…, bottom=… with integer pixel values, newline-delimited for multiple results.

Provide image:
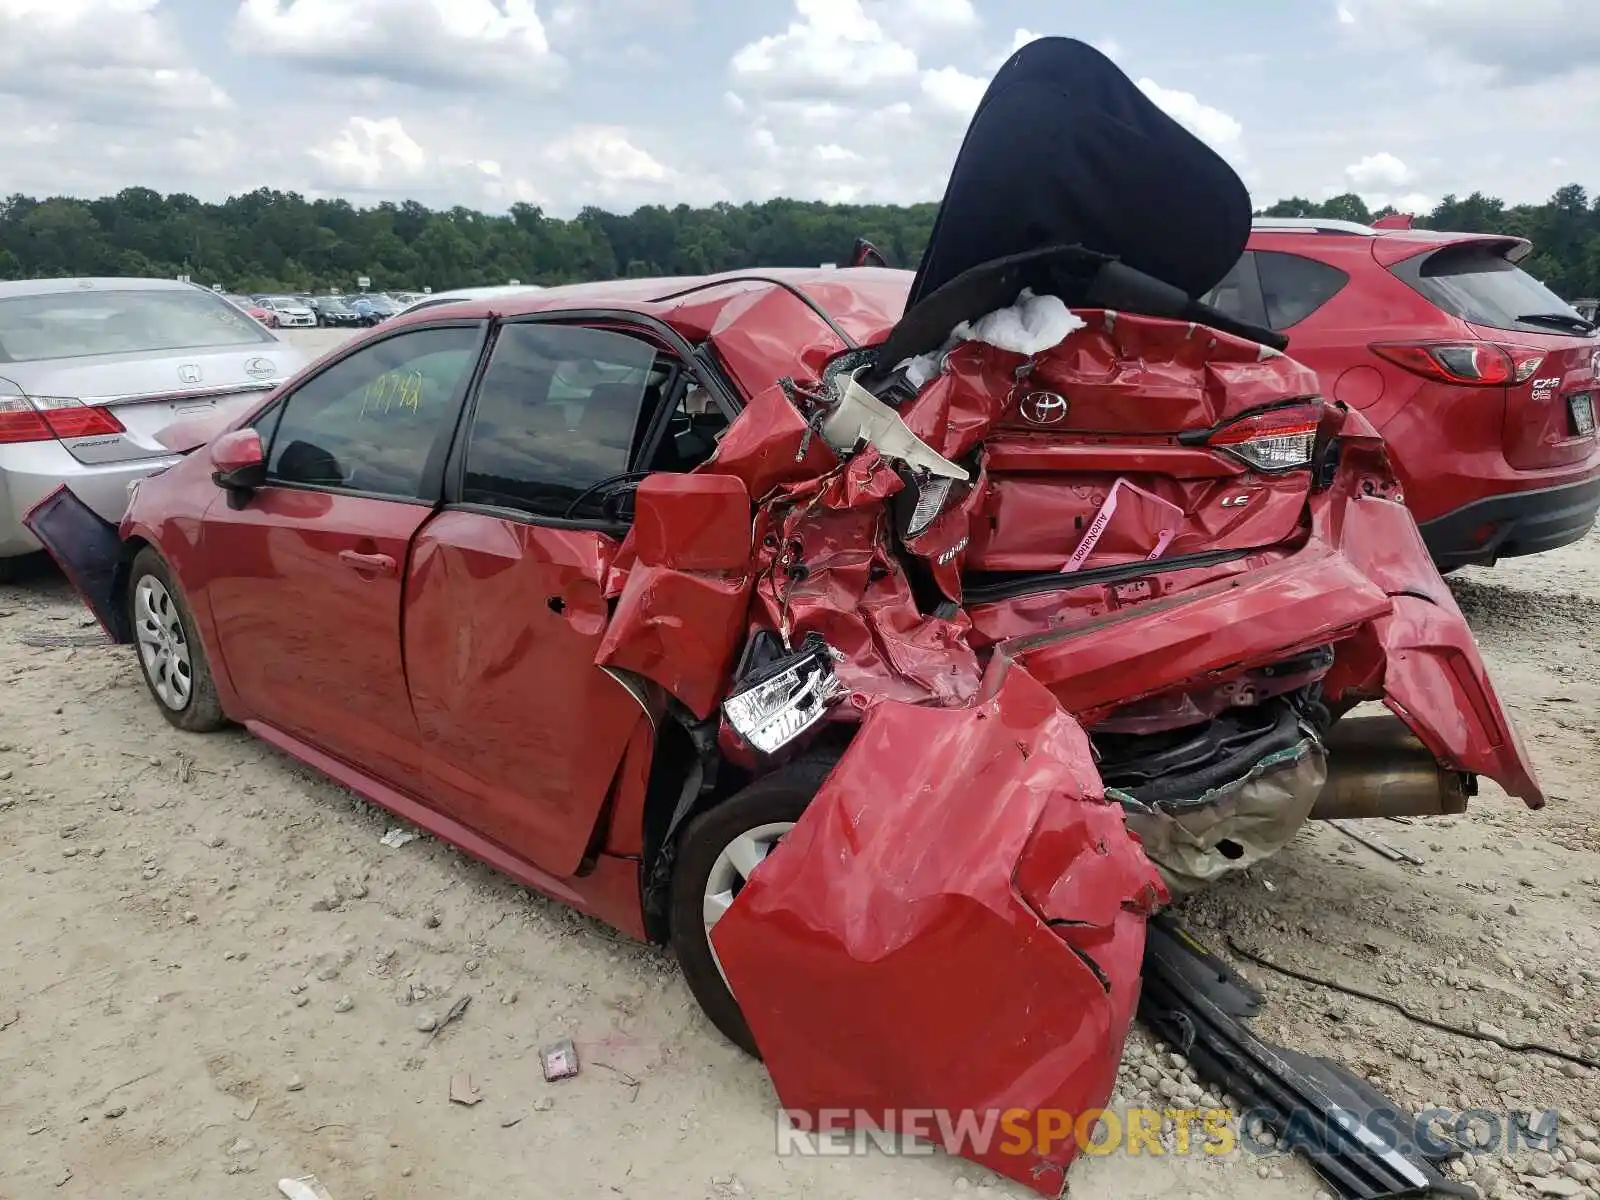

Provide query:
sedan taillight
left=1205, top=402, right=1322, bottom=472
left=0, top=395, right=126, bottom=444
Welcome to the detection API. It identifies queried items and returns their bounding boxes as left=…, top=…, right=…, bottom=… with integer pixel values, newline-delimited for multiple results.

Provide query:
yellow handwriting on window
left=359, top=369, right=424, bottom=419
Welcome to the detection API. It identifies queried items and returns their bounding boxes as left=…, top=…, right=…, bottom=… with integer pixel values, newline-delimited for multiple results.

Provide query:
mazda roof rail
left=1250, top=217, right=1375, bottom=235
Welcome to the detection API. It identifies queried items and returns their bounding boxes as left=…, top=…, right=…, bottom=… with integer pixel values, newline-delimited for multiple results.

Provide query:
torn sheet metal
left=596, top=475, right=755, bottom=719
left=711, top=662, right=1166, bottom=1196
left=1314, top=412, right=1544, bottom=808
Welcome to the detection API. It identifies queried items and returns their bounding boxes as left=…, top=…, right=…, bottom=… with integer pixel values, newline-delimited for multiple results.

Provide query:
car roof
left=0, top=277, right=217, bottom=299
left=392, top=267, right=914, bottom=349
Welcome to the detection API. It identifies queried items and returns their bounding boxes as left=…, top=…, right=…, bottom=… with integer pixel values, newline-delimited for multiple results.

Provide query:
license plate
left=1572, top=393, right=1596, bottom=436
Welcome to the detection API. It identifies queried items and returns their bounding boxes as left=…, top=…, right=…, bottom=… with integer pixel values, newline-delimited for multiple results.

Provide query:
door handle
left=338, top=549, right=396, bottom=575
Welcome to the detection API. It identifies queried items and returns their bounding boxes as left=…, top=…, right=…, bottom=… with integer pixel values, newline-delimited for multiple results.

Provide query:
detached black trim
left=1419, top=474, right=1600, bottom=570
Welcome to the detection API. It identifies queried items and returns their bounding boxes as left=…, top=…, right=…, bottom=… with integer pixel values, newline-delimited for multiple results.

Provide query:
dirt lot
left=2, top=326, right=1597, bottom=1199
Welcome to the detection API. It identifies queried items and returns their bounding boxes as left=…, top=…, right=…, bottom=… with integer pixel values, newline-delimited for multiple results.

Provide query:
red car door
left=202, top=323, right=485, bottom=778
left=402, top=319, right=720, bottom=878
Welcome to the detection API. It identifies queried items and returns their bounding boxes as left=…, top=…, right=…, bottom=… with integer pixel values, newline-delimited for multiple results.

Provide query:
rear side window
left=1256, top=252, right=1349, bottom=330
left=1201, top=253, right=1266, bottom=327
left=0, top=288, right=275, bottom=363
left=1405, top=243, right=1589, bottom=335
left=460, top=323, right=664, bottom=520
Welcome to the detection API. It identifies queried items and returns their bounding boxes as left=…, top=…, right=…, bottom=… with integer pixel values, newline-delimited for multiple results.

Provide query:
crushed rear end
left=601, top=295, right=1541, bottom=1193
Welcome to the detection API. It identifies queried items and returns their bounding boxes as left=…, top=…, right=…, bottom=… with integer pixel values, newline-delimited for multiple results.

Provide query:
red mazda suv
left=1204, top=217, right=1600, bottom=569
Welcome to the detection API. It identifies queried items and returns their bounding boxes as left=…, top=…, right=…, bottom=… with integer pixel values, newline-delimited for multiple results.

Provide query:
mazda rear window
left=0, top=289, right=275, bottom=362
left=1406, top=243, right=1589, bottom=335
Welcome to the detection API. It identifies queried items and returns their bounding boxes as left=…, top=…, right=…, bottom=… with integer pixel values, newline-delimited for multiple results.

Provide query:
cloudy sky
left=2, top=0, right=1597, bottom=217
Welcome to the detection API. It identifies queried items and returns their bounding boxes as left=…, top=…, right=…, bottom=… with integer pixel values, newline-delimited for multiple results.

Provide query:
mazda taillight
left=1370, top=340, right=1545, bottom=387
left=0, top=394, right=125, bottom=444
left=1205, top=402, right=1321, bottom=472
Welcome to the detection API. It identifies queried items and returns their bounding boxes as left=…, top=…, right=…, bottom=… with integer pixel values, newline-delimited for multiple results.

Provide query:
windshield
left=1410, top=243, right=1591, bottom=335
left=0, top=288, right=276, bottom=363
left=266, top=296, right=301, bottom=307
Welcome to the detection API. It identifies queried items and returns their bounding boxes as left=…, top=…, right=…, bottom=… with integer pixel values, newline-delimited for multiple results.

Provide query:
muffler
left=1309, top=713, right=1470, bottom=821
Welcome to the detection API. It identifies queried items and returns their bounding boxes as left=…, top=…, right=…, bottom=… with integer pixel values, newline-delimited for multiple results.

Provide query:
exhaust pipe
left=1309, top=713, right=1470, bottom=821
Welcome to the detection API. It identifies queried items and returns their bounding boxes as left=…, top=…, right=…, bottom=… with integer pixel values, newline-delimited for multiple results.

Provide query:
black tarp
left=907, top=37, right=1253, bottom=310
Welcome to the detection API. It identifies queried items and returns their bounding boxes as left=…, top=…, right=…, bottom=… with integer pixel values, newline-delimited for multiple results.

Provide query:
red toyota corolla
left=23, top=38, right=1544, bottom=1197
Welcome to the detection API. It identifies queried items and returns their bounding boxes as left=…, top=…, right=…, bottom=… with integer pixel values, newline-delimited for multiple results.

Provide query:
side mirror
left=209, top=428, right=266, bottom=503
left=632, top=473, right=751, bottom=571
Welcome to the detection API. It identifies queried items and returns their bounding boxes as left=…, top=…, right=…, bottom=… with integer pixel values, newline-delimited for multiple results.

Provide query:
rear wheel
left=669, top=758, right=835, bottom=1057
left=127, top=548, right=225, bottom=732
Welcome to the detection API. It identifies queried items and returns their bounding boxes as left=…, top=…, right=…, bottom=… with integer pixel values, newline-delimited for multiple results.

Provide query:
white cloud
left=309, top=116, right=428, bottom=189
left=1136, top=78, right=1247, bottom=164
left=730, top=0, right=918, bottom=98
left=232, top=0, right=565, bottom=91
left=1345, top=151, right=1411, bottom=190
left=545, top=126, right=671, bottom=185
left=919, top=65, right=985, bottom=119
left=0, top=0, right=228, bottom=116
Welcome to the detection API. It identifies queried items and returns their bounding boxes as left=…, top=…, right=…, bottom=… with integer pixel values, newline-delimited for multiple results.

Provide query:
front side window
left=0, top=288, right=276, bottom=363
left=461, top=323, right=666, bottom=520
left=266, top=326, right=480, bottom=500
left=1256, top=251, right=1350, bottom=330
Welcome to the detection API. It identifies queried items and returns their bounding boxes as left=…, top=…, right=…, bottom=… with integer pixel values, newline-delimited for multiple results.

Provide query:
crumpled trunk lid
left=711, top=663, right=1166, bottom=1196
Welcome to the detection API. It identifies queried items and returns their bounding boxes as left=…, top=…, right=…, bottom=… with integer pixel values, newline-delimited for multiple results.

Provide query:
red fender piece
left=711, top=662, right=1167, bottom=1196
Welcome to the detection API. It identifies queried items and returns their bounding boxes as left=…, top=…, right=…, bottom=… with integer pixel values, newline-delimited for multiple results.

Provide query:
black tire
left=126, top=548, right=226, bottom=732
left=670, top=757, right=836, bottom=1057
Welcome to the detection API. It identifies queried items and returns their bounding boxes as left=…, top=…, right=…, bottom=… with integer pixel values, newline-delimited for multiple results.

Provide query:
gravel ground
left=1, top=328, right=1595, bottom=1198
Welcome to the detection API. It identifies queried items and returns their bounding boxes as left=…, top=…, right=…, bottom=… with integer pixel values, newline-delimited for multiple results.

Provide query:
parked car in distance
left=400, top=285, right=544, bottom=315
left=227, top=294, right=277, bottom=326
left=0, top=277, right=305, bottom=578
left=346, top=294, right=400, bottom=325
left=306, top=296, right=363, bottom=329
left=1205, top=217, right=1600, bottom=569
left=255, top=295, right=317, bottom=329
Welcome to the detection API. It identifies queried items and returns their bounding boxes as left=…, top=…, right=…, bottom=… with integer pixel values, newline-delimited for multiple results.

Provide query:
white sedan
left=0, top=277, right=306, bottom=578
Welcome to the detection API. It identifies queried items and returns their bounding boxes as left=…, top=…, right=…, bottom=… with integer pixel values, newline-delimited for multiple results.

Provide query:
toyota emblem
left=1019, top=390, right=1069, bottom=425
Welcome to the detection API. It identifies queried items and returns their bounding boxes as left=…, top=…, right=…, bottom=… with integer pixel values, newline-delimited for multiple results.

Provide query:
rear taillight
left=1206, top=402, right=1321, bottom=472
left=0, top=395, right=126, bottom=444
left=1370, top=341, right=1545, bottom=387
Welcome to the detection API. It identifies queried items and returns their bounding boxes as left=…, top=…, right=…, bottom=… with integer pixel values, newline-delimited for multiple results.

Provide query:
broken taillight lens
left=1207, top=403, right=1321, bottom=472
left=722, top=635, right=844, bottom=754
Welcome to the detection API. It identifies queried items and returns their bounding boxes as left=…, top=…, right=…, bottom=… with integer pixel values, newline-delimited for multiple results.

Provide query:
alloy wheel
left=701, top=820, right=794, bottom=983
left=133, top=575, right=193, bottom=711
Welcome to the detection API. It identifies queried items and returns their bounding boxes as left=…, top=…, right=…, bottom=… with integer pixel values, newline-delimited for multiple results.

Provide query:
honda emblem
left=1019, top=391, right=1069, bottom=425
left=177, top=363, right=203, bottom=385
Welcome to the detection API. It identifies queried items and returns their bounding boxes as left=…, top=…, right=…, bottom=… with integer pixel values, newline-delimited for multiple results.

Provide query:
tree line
left=1, top=184, right=1597, bottom=299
